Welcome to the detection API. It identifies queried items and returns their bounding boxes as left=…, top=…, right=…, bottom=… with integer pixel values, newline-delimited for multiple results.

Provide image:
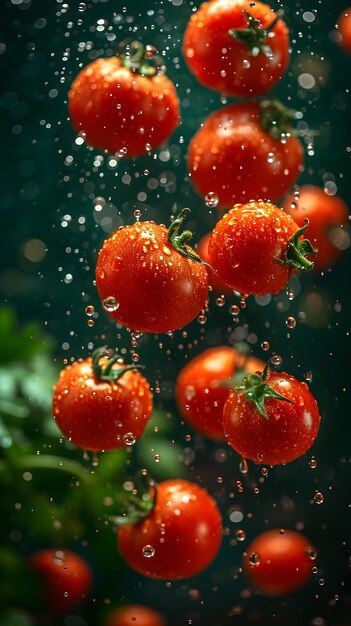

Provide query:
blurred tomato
left=105, top=605, right=166, bottom=626
left=337, top=8, right=351, bottom=55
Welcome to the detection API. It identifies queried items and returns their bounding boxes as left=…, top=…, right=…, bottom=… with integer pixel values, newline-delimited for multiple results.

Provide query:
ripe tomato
left=197, top=234, right=233, bottom=295
left=105, top=605, right=166, bottom=626
left=243, top=529, right=316, bottom=596
left=96, top=209, right=208, bottom=333
left=208, top=201, right=316, bottom=296
left=188, top=101, right=304, bottom=208
left=52, top=347, right=153, bottom=452
left=28, top=548, right=92, bottom=616
left=283, top=185, right=349, bottom=270
left=337, top=8, right=351, bottom=55
left=223, top=364, right=321, bottom=465
left=68, top=42, right=180, bottom=157
left=183, top=0, right=289, bottom=97
left=176, top=346, right=264, bottom=441
left=118, top=479, right=222, bottom=579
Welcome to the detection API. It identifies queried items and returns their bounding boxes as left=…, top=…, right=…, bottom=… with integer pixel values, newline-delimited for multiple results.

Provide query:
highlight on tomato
left=68, top=41, right=180, bottom=157
left=188, top=99, right=304, bottom=209
left=283, top=185, right=349, bottom=270
left=337, top=8, right=351, bottom=55
left=208, top=200, right=316, bottom=297
left=105, top=605, right=166, bottom=626
left=28, top=548, right=93, bottom=617
left=52, top=346, right=153, bottom=452
left=183, top=0, right=290, bottom=97
left=117, top=479, right=222, bottom=579
left=243, top=529, right=317, bottom=596
left=176, top=346, right=264, bottom=441
left=223, top=362, right=321, bottom=466
left=96, top=208, right=209, bottom=334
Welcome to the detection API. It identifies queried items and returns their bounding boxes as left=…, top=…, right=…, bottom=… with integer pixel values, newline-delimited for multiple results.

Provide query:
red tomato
left=105, top=605, right=166, bottom=626
left=337, top=8, right=351, bottom=55
left=95, top=209, right=208, bottom=333
left=176, top=346, right=264, bottom=441
left=52, top=348, right=153, bottom=452
left=188, top=101, right=304, bottom=208
left=243, top=529, right=316, bottom=596
left=283, top=185, right=349, bottom=270
left=28, top=548, right=92, bottom=616
left=223, top=366, right=321, bottom=465
left=118, top=479, right=222, bottom=579
left=197, top=234, right=233, bottom=295
left=208, top=201, right=316, bottom=296
left=183, top=0, right=289, bottom=97
left=68, top=42, right=180, bottom=157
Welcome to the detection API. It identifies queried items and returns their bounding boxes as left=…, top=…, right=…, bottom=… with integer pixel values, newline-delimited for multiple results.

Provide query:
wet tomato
left=95, top=209, right=208, bottom=333
left=188, top=101, right=304, bottom=209
left=208, top=201, right=316, bottom=296
left=105, top=605, right=166, bottom=626
left=283, top=185, right=349, bottom=270
left=176, top=346, right=264, bottom=441
left=223, top=365, right=321, bottom=465
left=243, top=529, right=316, bottom=595
left=68, top=42, right=180, bottom=157
left=52, top=347, right=153, bottom=452
left=118, top=479, right=222, bottom=579
left=197, top=234, right=233, bottom=295
left=28, top=548, right=92, bottom=617
left=183, top=0, right=289, bottom=97
left=337, top=8, right=351, bottom=55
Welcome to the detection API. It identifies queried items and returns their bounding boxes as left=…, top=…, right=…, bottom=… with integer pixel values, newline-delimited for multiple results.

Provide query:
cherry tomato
left=176, top=346, right=264, bottom=441
left=96, top=209, right=208, bottom=333
left=52, top=347, right=153, bottom=452
left=337, top=8, right=351, bottom=55
left=208, top=201, right=316, bottom=296
left=197, top=234, right=233, bottom=295
left=183, top=0, right=289, bottom=97
left=105, top=605, right=166, bottom=626
left=188, top=101, right=304, bottom=209
left=223, top=365, right=321, bottom=465
left=28, top=548, right=92, bottom=617
left=68, top=42, right=180, bottom=157
left=118, top=479, right=222, bottom=579
left=283, top=185, right=349, bottom=270
left=243, top=529, right=316, bottom=596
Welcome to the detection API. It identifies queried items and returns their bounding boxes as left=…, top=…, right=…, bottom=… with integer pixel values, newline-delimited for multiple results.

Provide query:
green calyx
left=92, top=346, right=143, bottom=383
left=229, top=9, right=282, bottom=58
left=275, top=220, right=317, bottom=272
left=260, top=97, right=298, bottom=140
left=168, top=208, right=204, bottom=264
left=117, top=40, right=165, bottom=77
left=236, top=362, right=294, bottom=419
left=111, top=486, right=156, bottom=526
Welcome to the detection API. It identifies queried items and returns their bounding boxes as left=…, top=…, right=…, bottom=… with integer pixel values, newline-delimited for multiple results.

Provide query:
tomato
left=105, top=605, right=166, bottom=626
left=52, top=347, right=153, bottom=452
left=118, top=479, right=222, bottom=579
left=28, top=548, right=92, bottom=616
left=183, top=0, right=289, bottom=97
left=208, top=201, right=316, bottom=296
left=96, top=209, right=208, bottom=333
left=223, top=364, right=321, bottom=465
left=68, top=42, right=180, bottom=157
left=188, top=101, right=304, bottom=209
left=176, top=346, right=264, bottom=441
left=243, top=529, right=316, bottom=596
left=283, top=185, right=349, bottom=270
left=337, top=8, right=351, bottom=55
left=197, top=234, right=233, bottom=295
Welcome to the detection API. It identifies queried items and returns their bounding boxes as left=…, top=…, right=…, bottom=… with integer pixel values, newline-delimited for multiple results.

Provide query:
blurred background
left=1, top=0, right=351, bottom=624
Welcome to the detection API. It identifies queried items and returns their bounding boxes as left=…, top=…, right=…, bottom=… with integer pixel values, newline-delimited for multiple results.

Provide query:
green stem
left=236, top=362, right=294, bottom=418
left=260, top=97, right=298, bottom=140
left=229, top=10, right=283, bottom=58
left=168, top=208, right=206, bottom=264
left=92, top=346, right=144, bottom=383
left=116, top=40, right=165, bottom=77
left=0, top=455, right=91, bottom=483
left=275, top=220, right=317, bottom=271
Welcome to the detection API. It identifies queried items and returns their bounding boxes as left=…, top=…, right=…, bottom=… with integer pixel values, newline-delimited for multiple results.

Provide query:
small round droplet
left=197, top=314, right=207, bottom=325
left=87, top=319, right=94, bottom=327
left=261, top=341, right=270, bottom=351
left=242, top=59, right=251, bottom=68
left=154, top=454, right=160, bottom=462
left=309, top=457, right=317, bottom=469
left=249, top=552, right=260, bottom=566
left=304, top=371, right=313, bottom=382
left=239, top=457, right=248, bottom=474
left=85, top=305, right=95, bottom=316
left=123, top=432, right=136, bottom=446
left=235, top=529, right=246, bottom=541
left=205, top=192, right=219, bottom=209
left=103, top=297, right=119, bottom=312
left=142, top=544, right=155, bottom=558
left=314, top=491, right=324, bottom=505
left=215, top=296, right=225, bottom=307
left=131, top=352, right=139, bottom=363
left=286, top=316, right=296, bottom=329
left=230, top=305, right=240, bottom=316
left=134, top=209, right=142, bottom=221
left=271, top=355, right=282, bottom=366
left=78, top=2, right=87, bottom=11
left=306, top=546, right=317, bottom=560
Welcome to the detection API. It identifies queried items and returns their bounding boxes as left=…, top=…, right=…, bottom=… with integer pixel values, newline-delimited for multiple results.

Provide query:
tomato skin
left=68, top=57, right=180, bottom=156
left=118, top=479, right=222, bottom=579
left=188, top=103, right=304, bottom=209
left=52, top=357, right=153, bottom=452
left=283, top=185, right=349, bottom=270
left=105, top=605, right=166, bottom=626
left=208, top=201, right=299, bottom=296
left=243, top=529, right=315, bottom=596
left=96, top=221, right=208, bottom=333
left=28, top=548, right=92, bottom=616
left=183, top=0, right=289, bottom=97
left=176, top=346, right=264, bottom=441
left=223, top=370, right=321, bottom=465
left=197, top=234, right=233, bottom=295
left=337, top=8, right=351, bottom=55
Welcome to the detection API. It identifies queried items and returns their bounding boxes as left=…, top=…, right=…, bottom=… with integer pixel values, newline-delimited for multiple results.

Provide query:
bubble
left=304, top=371, right=313, bottom=382
left=242, top=59, right=251, bottom=68
left=205, top=192, right=219, bottom=209
left=154, top=454, right=160, bottom=462
left=249, top=552, right=260, bottom=566
left=261, top=341, right=270, bottom=351
left=270, top=355, right=282, bottom=366
left=142, top=544, right=155, bottom=558
left=197, top=314, right=207, bottom=324
left=314, top=491, right=324, bottom=505
left=240, top=297, right=247, bottom=309
left=78, top=2, right=87, bottom=10
left=123, top=433, right=136, bottom=446
left=230, top=305, right=240, bottom=316
left=239, top=457, right=248, bottom=474
left=215, top=296, right=225, bottom=307
left=85, top=305, right=95, bottom=316
left=307, top=547, right=317, bottom=560
left=235, top=529, right=246, bottom=541
left=87, top=319, right=94, bottom=327
left=309, top=457, right=317, bottom=469
left=286, top=316, right=296, bottom=329
left=103, top=297, right=119, bottom=312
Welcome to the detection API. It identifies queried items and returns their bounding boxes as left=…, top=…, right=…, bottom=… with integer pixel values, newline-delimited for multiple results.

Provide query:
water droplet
left=239, top=457, right=248, bottom=474
left=261, top=341, right=270, bottom=351
left=240, top=297, right=247, bottom=309
left=304, top=371, right=313, bottom=382
left=309, top=457, right=317, bottom=469
left=87, top=319, right=94, bottom=327
left=123, top=432, right=136, bottom=446
left=230, top=305, right=240, bottom=316
left=142, top=544, right=155, bottom=558
left=235, top=529, right=246, bottom=541
left=78, top=2, right=87, bottom=11
left=314, top=491, right=324, bottom=505
left=307, top=546, right=317, bottom=560
left=215, top=296, right=225, bottom=307
left=85, top=305, right=95, bottom=316
left=286, top=316, right=296, bottom=329
left=270, top=355, right=282, bottom=366
left=249, top=552, right=260, bottom=566
left=242, top=59, right=251, bottom=68
left=134, top=209, right=141, bottom=221
left=197, top=314, right=207, bottom=324
left=154, top=454, right=160, bottom=462
left=103, top=297, right=119, bottom=312
left=205, top=192, right=219, bottom=209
